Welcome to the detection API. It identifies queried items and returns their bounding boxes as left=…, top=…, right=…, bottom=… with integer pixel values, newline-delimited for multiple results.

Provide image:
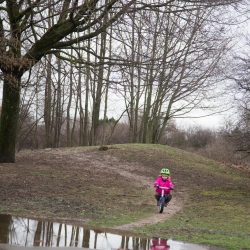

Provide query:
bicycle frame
left=158, top=186, right=169, bottom=213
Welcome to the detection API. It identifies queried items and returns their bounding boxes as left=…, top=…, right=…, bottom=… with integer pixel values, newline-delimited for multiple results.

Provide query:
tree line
left=15, top=104, right=250, bottom=168
left=0, top=0, right=249, bottom=162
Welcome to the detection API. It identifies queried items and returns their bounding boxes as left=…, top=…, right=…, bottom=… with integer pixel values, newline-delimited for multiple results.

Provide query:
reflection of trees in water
left=83, top=228, right=90, bottom=248
left=1, top=216, right=150, bottom=249
left=33, top=221, right=42, bottom=246
left=0, top=214, right=12, bottom=243
left=57, top=223, right=62, bottom=246
left=70, top=225, right=79, bottom=247
left=33, top=221, right=54, bottom=246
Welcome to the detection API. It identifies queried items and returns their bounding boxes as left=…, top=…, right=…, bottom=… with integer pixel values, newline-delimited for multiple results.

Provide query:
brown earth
left=1, top=145, right=249, bottom=250
left=0, top=146, right=188, bottom=230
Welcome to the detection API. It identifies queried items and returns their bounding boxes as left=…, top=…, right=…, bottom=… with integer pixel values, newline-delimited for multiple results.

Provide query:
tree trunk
left=91, top=33, right=105, bottom=145
left=0, top=79, right=21, bottom=163
left=44, top=55, right=53, bottom=148
left=78, top=68, right=85, bottom=146
left=53, top=58, right=62, bottom=148
left=101, top=1, right=110, bottom=145
left=67, top=47, right=73, bottom=147
left=71, top=69, right=80, bottom=146
left=82, top=38, right=91, bottom=146
left=128, top=14, right=135, bottom=143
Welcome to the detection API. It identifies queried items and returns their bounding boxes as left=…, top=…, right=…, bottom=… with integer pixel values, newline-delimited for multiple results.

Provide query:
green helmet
left=160, top=168, right=170, bottom=175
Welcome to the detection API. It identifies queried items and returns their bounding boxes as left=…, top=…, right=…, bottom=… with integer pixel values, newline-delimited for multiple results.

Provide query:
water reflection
left=150, top=237, right=170, bottom=249
left=0, top=214, right=150, bottom=249
left=0, top=215, right=209, bottom=250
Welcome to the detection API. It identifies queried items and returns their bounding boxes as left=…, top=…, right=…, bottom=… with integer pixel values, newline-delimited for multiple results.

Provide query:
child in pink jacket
left=150, top=237, right=170, bottom=250
left=154, top=168, right=174, bottom=206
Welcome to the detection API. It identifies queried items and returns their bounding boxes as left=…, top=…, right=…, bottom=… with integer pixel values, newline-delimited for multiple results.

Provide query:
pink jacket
left=150, top=238, right=170, bottom=250
left=154, top=175, right=174, bottom=195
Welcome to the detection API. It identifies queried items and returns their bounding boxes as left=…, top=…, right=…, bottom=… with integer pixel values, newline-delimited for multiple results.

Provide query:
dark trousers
left=155, top=193, right=172, bottom=204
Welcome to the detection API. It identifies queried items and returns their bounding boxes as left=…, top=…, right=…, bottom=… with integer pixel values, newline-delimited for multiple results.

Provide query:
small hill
left=0, top=144, right=249, bottom=249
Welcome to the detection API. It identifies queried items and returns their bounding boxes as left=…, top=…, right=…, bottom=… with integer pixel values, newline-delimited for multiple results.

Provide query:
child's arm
left=169, top=180, right=174, bottom=190
left=154, top=179, right=159, bottom=187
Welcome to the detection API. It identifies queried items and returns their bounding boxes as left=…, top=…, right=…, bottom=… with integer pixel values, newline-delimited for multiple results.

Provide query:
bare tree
left=0, top=0, right=244, bottom=162
left=222, top=32, right=250, bottom=156
left=0, top=0, right=138, bottom=162
left=115, top=3, right=235, bottom=144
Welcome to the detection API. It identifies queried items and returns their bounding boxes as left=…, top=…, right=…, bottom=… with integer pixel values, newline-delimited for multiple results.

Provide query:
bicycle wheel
left=158, top=197, right=165, bottom=213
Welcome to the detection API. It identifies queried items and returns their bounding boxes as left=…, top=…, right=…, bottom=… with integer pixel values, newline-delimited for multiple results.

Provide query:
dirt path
left=1, top=148, right=187, bottom=230
left=110, top=160, right=187, bottom=231
left=112, top=194, right=186, bottom=230
left=0, top=147, right=231, bottom=250
left=108, top=165, right=187, bottom=231
left=74, top=149, right=187, bottom=231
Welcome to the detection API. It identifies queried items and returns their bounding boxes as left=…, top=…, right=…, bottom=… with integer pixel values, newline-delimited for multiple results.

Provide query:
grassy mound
left=0, top=144, right=249, bottom=249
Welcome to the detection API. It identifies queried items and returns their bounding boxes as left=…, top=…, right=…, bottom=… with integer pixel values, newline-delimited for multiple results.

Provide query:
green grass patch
left=88, top=208, right=152, bottom=228
left=2, top=144, right=250, bottom=250
left=134, top=186, right=250, bottom=249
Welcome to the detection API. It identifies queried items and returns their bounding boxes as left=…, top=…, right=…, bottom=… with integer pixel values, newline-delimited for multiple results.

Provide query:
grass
left=1, top=143, right=249, bottom=250
left=133, top=199, right=250, bottom=249
left=146, top=203, right=250, bottom=248
left=88, top=185, right=154, bottom=227
left=106, top=144, right=250, bottom=249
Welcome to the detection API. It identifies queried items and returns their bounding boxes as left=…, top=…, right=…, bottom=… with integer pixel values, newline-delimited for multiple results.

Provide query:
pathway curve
left=112, top=189, right=187, bottom=231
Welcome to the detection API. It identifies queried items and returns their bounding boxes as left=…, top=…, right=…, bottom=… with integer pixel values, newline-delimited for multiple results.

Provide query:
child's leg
left=154, top=193, right=161, bottom=204
left=165, top=193, right=172, bottom=204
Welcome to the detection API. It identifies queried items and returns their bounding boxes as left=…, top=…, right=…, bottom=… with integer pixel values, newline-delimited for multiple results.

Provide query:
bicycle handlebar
left=155, top=186, right=170, bottom=189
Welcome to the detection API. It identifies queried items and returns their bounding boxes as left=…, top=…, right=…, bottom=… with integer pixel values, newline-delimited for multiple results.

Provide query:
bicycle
left=157, top=186, right=170, bottom=213
left=150, top=237, right=170, bottom=250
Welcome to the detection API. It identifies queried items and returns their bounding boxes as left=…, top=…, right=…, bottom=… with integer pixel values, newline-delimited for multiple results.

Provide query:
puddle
left=0, top=214, right=210, bottom=250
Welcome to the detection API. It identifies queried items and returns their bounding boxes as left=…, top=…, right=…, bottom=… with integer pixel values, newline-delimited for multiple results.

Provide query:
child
left=150, top=237, right=170, bottom=250
left=154, top=168, right=174, bottom=206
